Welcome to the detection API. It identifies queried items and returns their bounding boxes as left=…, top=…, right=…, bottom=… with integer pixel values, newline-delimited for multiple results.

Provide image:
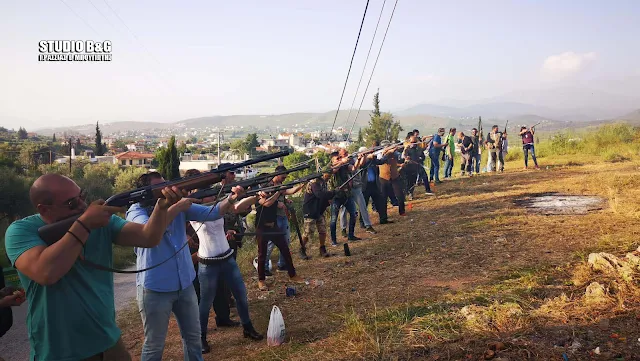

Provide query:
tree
left=18, top=127, right=28, bottom=139
left=283, top=152, right=312, bottom=180
left=76, top=163, right=118, bottom=202
left=115, top=167, right=148, bottom=193
left=113, top=139, right=126, bottom=151
left=357, top=128, right=364, bottom=143
left=245, top=133, right=260, bottom=154
left=52, top=133, right=56, bottom=143
left=0, top=167, right=34, bottom=220
left=76, top=138, right=81, bottom=149
left=158, top=136, right=180, bottom=180
left=230, top=139, right=248, bottom=158
left=363, top=91, right=403, bottom=143
left=95, top=122, right=105, bottom=156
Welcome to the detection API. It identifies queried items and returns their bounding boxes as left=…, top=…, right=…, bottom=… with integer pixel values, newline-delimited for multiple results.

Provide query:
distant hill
left=36, top=121, right=170, bottom=136
left=618, top=109, right=640, bottom=123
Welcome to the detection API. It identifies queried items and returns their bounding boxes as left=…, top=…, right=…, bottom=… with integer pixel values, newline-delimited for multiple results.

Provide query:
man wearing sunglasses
left=126, top=171, right=247, bottom=361
left=4, top=173, right=185, bottom=361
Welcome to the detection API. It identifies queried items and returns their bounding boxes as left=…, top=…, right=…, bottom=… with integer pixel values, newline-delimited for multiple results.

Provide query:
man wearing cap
left=339, top=147, right=377, bottom=235
left=377, top=141, right=406, bottom=216
left=428, top=128, right=447, bottom=184
left=329, top=150, right=361, bottom=244
left=485, top=125, right=504, bottom=172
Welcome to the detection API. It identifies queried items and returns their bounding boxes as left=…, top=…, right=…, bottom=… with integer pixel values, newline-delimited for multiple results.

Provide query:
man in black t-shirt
left=457, top=132, right=474, bottom=176
left=255, top=189, right=305, bottom=291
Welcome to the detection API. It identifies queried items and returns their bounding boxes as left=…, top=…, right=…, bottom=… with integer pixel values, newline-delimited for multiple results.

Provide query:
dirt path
left=117, top=160, right=640, bottom=360
left=0, top=267, right=137, bottom=361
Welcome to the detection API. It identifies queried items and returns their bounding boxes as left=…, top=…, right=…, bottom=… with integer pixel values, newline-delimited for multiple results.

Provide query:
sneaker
left=365, top=226, right=377, bottom=234
left=380, top=220, right=394, bottom=224
left=264, top=269, right=273, bottom=277
left=217, top=319, right=241, bottom=328
left=331, top=241, right=339, bottom=247
left=347, top=236, right=362, bottom=241
left=425, top=191, right=435, bottom=196
left=341, top=229, right=348, bottom=238
left=460, top=172, right=465, bottom=177
left=535, top=166, right=540, bottom=170
left=202, top=339, right=211, bottom=354
left=276, top=265, right=288, bottom=272
left=299, top=249, right=310, bottom=260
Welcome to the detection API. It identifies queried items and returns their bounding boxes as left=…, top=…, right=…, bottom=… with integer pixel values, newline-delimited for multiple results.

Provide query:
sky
left=0, top=0, right=639, bottom=129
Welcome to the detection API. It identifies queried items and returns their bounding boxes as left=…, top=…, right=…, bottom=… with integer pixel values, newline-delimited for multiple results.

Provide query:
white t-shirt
left=191, top=218, right=230, bottom=258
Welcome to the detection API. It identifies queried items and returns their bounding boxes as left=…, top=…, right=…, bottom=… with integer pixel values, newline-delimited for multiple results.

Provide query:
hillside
left=35, top=121, right=171, bottom=136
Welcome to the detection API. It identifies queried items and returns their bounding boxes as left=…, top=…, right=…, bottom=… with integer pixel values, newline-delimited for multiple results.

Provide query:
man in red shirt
left=519, top=126, right=540, bottom=169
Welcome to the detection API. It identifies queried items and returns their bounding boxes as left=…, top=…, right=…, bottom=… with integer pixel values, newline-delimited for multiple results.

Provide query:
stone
left=585, top=282, right=609, bottom=305
left=588, top=252, right=634, bottom=282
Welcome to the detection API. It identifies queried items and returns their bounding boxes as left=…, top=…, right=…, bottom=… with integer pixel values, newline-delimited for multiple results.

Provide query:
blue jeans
left=137, top=284, right=203, bottom=361
left=198, top=259, right=251, bottom=339
left=265, top=215, right=291, bottom=270
left=472, top=153, right=481, bottom=174
left=523, top=144, right=538, bottom=168
left=331, top=197, right=356, bottom=242
left=340, top=187, right=371, bottom=228
left=429, top=153, right=441, bottom=182
left=443, top=154, right=454, bottom=178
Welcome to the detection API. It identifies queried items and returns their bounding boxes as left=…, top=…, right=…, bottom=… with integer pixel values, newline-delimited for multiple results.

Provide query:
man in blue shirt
left=126, top=171, right=246, bottom=361
left=5, top=173, right=183, bottom=361
left=428, top=128, right=447, bottom=184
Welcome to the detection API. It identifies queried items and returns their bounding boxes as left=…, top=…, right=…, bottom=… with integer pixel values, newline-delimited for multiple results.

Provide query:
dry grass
left=118, top=155, right=640, bottom=360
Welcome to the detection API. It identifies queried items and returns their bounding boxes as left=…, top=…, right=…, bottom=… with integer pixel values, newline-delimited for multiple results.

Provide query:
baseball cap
left=358, top=146, right=368, bottom=152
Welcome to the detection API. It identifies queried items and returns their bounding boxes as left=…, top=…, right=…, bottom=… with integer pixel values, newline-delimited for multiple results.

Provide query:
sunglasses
left=61, top=189, right=88, bottom=210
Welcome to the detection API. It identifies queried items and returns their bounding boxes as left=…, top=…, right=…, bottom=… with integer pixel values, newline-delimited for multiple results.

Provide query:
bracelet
left=67, top=230, right=85, bottom=247
left=75, top=219, right=91, bottom=234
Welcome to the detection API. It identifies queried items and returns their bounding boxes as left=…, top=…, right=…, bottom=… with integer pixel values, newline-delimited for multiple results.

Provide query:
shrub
left=602, top=149, right=631, bottom=163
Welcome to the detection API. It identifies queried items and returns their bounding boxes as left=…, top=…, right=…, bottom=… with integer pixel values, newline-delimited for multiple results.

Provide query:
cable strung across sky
left=328, top=0, right=371, bottom=137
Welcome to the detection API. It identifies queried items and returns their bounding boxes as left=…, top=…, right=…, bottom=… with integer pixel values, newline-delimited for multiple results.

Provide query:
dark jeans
left=330, top=197, right=356, bottom=241
left=429, top=153, right=441, bottom=182
left=404, top=168, right=418, bottom=196
left=417, top=164, right=431, bottom=191
left=198, top=258, right=251, bottom=340
left=443, top=154, right=454, bottom=178
left=379, top=178, right=405, bottom=215
left=256, top=224, right=295, bottom=281
left=363, top=181, right=387, bottom=222
left=471, top=153, right=481, bottom=174
left=523, top=144, right=538, bottom=167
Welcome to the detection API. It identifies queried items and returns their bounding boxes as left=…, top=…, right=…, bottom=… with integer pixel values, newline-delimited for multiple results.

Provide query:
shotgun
left=37, top=150, right=291, bottom=245
left=189, top=163, right=311, bottom=200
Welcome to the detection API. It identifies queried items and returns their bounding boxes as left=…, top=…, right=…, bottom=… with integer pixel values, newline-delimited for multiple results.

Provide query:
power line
left=328, top=0, right=371, bottom=137
left=345, top=0, right=388, bottom=140
left=348, top=0, right=399, bottom=139
left=58, top=0, right=100, bottom=36
left=101, top=0, right=177, bottom=92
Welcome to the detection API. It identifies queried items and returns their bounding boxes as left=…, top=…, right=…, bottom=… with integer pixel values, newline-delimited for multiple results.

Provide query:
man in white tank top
left=186, top=172, right=264, bottom=354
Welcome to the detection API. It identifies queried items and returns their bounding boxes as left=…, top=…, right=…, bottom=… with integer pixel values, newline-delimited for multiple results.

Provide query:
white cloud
left=541, top=51, right=597, bottom=79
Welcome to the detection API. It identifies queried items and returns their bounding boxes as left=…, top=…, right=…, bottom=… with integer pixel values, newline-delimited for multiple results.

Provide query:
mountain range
left=31, top=85, right=640, bottom=136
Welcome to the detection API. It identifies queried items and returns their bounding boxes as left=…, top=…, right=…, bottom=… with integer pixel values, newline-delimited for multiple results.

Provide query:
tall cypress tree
left=52, top=133, right=57, bottom=143
left=95, top=121, right=104, bottom=156
left=161, top=136, right=180, bottom=180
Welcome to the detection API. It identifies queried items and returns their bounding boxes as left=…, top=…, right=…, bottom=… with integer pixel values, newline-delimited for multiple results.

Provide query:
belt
left=197, top=249, right=234, bottom=265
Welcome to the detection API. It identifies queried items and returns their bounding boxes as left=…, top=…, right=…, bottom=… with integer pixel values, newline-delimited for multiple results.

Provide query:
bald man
left=4, top=173, right=185, bottom=361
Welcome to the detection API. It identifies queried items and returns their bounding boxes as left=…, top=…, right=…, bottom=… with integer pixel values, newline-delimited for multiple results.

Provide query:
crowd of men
left=1, top=124, right=541, bottom=360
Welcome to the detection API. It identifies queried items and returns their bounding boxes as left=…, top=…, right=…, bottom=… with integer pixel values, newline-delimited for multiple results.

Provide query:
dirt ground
left=118, top=156, right=640, bottom=361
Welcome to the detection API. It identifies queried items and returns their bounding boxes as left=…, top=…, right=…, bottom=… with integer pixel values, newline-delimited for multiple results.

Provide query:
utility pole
left=69, top=138, right=72, bottom=176
left=217, top=129, right=222, bottom=166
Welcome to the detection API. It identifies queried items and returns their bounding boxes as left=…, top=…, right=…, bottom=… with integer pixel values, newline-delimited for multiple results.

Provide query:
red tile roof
left=115, top=151, right=155, bottom=160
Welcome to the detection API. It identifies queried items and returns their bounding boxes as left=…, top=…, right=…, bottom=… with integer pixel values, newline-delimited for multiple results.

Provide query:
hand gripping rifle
left=37, top=150, right=291, bottom=246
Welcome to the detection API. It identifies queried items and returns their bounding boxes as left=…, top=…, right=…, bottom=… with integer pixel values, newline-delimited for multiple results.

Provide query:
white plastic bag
left=253, top=257, right=272, bottom=273
left=267, top=305, right=286, bottom=346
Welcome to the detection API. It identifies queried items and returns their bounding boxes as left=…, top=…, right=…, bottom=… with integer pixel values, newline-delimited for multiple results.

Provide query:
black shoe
left=341, top=229, right=348, bottom=238
left=202, top=339, right=211, bottom=354
left=217, top=319, right=241, bottom=328
left=319, top=245, right=330, bottom=258
left=277, top=265, right=288, bottom=272
left=264, top=269, right=273, bottom=277
left=348, top=236, right=361, bottom=241
left=299, top=248, right=310, bottom=260
left=243, top=323, right=264, bottom=341
left=365, top=226, right=377, bottom=234
left=380, top=220, right=394, bottom=224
